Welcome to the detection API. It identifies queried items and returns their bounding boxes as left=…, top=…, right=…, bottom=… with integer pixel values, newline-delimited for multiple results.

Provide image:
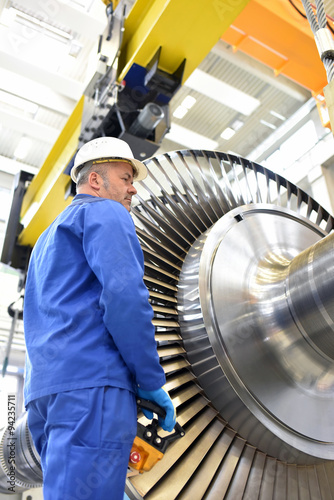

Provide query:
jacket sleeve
left=82, top=199, right=166, bottom=391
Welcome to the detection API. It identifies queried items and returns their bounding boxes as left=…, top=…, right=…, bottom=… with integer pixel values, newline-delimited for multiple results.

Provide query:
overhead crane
left=1, top=0, right=331, bottom=267
left=1, top=0, right=251, bottom=266
left=1, top=1, right=334, bottom=498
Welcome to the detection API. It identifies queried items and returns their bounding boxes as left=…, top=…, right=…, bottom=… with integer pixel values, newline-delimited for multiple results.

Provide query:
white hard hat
left=71, top=137, right=148, bottom=183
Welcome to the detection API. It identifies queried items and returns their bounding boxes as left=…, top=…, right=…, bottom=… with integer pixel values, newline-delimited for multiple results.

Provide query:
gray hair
left=76, top=159, right=137, bottom=191
left=76, top=161, right=110, bottom=190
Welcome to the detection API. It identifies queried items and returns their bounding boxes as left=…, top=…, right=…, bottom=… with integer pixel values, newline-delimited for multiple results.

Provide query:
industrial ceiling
left=0, top=0, right=333, bottom=178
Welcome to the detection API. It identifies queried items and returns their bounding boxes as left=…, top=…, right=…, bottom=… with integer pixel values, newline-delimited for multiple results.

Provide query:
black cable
left=287, top=0, right=334, bottom=34
left=288, top=0, right=307, bottom=18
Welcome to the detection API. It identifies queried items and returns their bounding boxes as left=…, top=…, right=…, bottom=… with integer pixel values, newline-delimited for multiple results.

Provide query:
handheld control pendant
left=128, top=398, right=185, bottom=476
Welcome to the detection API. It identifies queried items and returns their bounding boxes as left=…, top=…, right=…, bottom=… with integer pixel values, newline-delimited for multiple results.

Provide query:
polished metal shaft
left=287, top=231, right=334, bottom=361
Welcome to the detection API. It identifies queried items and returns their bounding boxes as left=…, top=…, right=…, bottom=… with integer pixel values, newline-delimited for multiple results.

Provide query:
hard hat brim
left=71, top=157, right=148, bottom=183
left=130, top=158, right=148, bottom=182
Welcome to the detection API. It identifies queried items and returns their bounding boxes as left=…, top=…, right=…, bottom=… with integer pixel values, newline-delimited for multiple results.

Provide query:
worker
left=23, top=137, right=176, bottom=500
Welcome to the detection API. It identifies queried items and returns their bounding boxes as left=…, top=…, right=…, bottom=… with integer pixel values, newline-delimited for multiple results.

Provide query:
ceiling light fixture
left=231, top=119, right=244, bottom=131
left=69, top=39, right=83, bottom=58
left=14, top=137, right=32, bottom=160
left=173, top=106, right=188, bottom=119
left=184, top=69, right=260, bottom=116
left=166, top=123, right=219, bottom=150
left=318, top=104, right=329, bottom=126
left=260, top=119, right=277, bottom=130
left=220, top=127, right=236, bottom=140
left=181, top=95, right=196, bottom=109
left=173, top=95, right=197, bottom=120
left=270, top=110, right=286, bottom=121
left=9, top=7, right=72, bottom=41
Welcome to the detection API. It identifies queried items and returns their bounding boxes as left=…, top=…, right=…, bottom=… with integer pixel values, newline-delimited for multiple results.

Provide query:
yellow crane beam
left=118, top=0, right=251, bottom=84
left=18, top=97, right=84, bottom=247
left=16, top=0, right=251, bottom=249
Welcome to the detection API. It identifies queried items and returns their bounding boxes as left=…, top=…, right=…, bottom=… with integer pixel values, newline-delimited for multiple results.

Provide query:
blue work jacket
left=23, top=194, right=166, bottom=405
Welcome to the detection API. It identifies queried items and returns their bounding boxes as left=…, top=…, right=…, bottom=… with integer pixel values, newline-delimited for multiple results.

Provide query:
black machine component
left=77, top=7, right=185, bottom=159
left=144, top=46, right=186, bottom=100
left=0, top=170, right=33, bottom=273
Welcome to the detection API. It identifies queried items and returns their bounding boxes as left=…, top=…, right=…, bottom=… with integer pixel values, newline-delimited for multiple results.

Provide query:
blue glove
left=137, top=387, right=176, bottom=432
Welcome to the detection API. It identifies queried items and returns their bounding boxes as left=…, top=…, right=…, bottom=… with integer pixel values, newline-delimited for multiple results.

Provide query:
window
left=264, top=120, right=318, bottom=174
left=0, top=188, right=11, bottom=222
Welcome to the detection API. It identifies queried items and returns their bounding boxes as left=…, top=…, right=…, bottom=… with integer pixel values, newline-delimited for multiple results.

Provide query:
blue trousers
left=27, top=387, right=137, bottom=500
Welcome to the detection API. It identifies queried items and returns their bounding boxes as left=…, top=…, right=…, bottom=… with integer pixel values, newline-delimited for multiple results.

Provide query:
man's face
left=99, top=162, right=137, bottom=211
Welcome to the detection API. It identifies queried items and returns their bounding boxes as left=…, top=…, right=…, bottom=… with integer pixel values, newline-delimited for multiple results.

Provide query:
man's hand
left=137, top=387, right=176, bottom=432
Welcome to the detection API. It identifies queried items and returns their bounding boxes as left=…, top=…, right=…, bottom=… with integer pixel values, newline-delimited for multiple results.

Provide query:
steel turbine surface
left=127, top=149, right=334, bottom=499
left=1, top=150, right=334, bottom=499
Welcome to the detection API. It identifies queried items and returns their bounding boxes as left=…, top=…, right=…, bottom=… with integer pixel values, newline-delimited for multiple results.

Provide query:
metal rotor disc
left=179, top=203, right=334, bottom=462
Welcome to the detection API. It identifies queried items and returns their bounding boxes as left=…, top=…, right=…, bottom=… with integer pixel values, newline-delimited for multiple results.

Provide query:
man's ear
left=88, top=171, right=101, bottom=191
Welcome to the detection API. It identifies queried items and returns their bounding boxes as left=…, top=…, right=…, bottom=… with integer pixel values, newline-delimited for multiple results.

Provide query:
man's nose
left=129, top=184, right=137, bottom=195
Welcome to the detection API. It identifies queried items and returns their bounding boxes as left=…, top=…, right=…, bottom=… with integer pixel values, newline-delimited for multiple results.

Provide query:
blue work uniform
left=24, top=194, right=166, bottom=500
